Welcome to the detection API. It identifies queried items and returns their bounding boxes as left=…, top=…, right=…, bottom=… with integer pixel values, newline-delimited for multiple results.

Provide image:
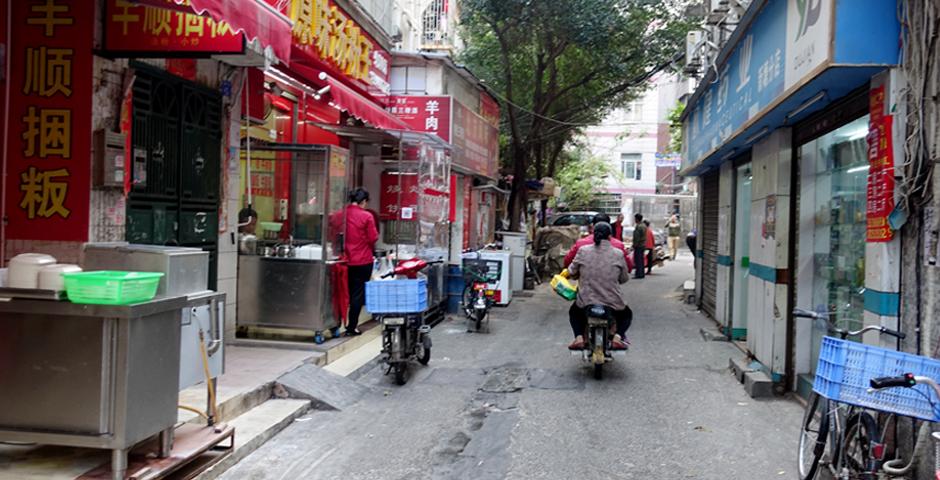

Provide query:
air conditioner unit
left=685, top=31, right=703, bottom=68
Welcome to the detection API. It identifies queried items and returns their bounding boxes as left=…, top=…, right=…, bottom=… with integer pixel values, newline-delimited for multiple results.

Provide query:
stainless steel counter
left=236, top=255, right=338, bottom=332
left=0, top=296, right=188, bottom=480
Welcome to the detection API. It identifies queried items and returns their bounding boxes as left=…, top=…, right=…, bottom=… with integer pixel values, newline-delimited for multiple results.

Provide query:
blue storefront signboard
left=685, top=0, right=787, bottom=167
left=682, top=0, right=899, bottom=173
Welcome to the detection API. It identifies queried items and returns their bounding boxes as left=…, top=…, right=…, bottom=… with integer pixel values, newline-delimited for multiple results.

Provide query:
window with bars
left=624, top=100, right=644, bottom=122
left=620, top=153, right=642, bottom=181
left=422, top=0, right=448, bottom=46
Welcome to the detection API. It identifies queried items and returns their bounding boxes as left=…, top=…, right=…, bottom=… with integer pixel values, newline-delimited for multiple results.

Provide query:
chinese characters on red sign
left=105, top=0, right=244, bottom=54
left=289, top=0, right=391, bottom=98
left=866, top=85, right=895, bottom=243
left=6, top=0, right=93, bottom=241
left=479, top=93, right=500, bottom=128
left=386, top=96, right=451, bottom=142
left=379, top=173, right=419, bottom=221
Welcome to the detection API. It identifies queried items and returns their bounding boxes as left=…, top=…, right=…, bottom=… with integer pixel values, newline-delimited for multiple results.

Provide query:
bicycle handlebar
left=870, top=374, right=916, bottom=390
left=792, top=309, right=905, bottom=340
left=792, top=308, right=819, bottom=319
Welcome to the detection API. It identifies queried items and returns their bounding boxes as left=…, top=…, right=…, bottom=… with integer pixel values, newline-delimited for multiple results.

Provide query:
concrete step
left=316, top=324, right=382, bottom=365
left=177, top=344, right=336, bottom=426
left=729, top=357, right=759, bottom=383
left=744, top=370, right=774, bottom=398
left=276, top=363, right=372, bottom=411
left=190, top=399, right=310, bottom=480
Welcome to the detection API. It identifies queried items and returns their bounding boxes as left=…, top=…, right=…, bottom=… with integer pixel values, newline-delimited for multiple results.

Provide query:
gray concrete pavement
left=219, top=253, right=804, bottom=480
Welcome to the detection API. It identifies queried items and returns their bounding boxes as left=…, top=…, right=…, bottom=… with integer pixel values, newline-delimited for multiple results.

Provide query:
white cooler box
left=478, top=250, right=512, bottom=306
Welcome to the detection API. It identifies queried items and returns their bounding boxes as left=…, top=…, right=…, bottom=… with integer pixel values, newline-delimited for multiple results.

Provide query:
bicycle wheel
left=799, top=392, right=830, bottom=480
left=842, top=411, right=880, bottom=476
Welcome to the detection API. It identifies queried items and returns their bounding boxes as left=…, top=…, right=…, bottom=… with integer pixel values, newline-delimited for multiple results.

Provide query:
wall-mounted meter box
left=94, top=129, right=126, bottom=188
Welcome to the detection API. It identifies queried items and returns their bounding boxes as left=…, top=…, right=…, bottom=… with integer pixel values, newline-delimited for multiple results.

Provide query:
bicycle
left=794, top=308, right=906, bottom=480
left=524, top=240, right=542, bottom=287
left=867, top=374, right=940, bottom=478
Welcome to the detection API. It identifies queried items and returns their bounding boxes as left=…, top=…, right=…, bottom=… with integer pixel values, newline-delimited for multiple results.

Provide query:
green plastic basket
left=63, top=271, right=164, bottom=305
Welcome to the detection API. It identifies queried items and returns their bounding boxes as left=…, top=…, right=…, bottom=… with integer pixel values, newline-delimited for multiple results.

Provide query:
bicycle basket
left=814, top=336, right=940, bottom=421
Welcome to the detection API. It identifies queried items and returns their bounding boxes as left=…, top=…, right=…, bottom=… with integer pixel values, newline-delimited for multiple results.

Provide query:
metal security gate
left=127, top=65, right=222, bottom=289
left=700, top=171, right=720, bottom=319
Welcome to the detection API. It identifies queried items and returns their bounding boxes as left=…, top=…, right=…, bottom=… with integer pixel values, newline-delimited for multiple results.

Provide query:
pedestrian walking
left=666, top=215, right=681, bottom=260
left=632, top=213, right=646, bottom=278
left=343, top=188, right=378, bottom=336
left=643, top=220, right=655, bottom=275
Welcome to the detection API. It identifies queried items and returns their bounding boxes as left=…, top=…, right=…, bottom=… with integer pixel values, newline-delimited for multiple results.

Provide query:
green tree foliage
left=667, top=100, right=685, bottom=154
left=459, top=0, right=695, bottom=228
left=555, top=148, right=618, bottom=210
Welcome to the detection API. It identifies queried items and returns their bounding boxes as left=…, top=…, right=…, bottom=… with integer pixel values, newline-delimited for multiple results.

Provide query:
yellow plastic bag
left=551, top=269, right=577, bottom=300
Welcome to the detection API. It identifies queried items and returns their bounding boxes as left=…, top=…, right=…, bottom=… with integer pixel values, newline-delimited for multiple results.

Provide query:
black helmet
left=591, top=213, right=610, bottom=225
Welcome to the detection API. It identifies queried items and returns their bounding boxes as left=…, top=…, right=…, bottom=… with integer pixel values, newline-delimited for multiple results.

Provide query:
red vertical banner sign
left=6, top=0, right=93, bottom=242
left=463, top=179, right=472, bottom=249
left=379, top=172, right=418, bottom=221
left=866, top=85, right=894, bottom=242
left=448, top=174, right=457, bottom=222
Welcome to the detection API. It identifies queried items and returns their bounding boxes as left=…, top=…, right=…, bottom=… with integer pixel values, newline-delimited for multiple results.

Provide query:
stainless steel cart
left=0, top=296, right=188, bottom=480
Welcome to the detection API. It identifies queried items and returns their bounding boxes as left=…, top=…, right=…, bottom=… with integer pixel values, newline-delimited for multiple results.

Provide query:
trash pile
left=531, top=225, right=581, bottom=277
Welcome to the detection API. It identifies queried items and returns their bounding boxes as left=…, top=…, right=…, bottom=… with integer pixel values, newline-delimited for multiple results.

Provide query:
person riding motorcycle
left=566, top=222, right=632, bottom=350
left=563, top=213, right=633, bottom=270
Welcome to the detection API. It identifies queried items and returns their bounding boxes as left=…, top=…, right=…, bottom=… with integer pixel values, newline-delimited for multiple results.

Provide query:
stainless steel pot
left=276, top=244, right=295, bottom=258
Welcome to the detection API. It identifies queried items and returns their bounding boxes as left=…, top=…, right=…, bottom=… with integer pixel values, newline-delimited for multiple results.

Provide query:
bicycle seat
left=586, top=305, right=614, bottom=319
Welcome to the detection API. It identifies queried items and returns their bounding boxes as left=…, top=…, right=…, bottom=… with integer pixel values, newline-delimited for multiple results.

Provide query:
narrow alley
left=220, top=255, right=802, bottom=480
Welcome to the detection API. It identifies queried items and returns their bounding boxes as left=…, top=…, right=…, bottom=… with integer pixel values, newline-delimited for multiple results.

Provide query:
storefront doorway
left=729, top=163, right=752, bottom=340
left=126, top=65, right=222, bottom=289
left=700, top=171, right=720, bottom=319
left=794, top=112, right=870, bottom=392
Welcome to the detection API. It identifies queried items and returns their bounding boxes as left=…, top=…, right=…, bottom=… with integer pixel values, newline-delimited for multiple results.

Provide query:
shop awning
left=302, top=68, right=411, bottom=131
left=135, top=0, right=291, bottom=62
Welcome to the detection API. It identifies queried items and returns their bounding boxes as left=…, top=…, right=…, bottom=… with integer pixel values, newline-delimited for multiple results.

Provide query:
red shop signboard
left=452, top=99, right=499, bottom=179
left=866, top=85, right=895, bottom=243
left=104, top=0, right=245, bottom=55
left=289, top=0, right=391, bottom=99
left=6, top=0, right=94, bottom=242
left=387, top=96, right=452, bottom=142
left=480, top=93, right=500, bottom=128
left=379, top=172, right=419, bottom=221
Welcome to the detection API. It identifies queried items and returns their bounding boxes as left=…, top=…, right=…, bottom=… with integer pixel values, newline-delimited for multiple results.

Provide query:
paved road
left=221, top=254, right=803, bottom=480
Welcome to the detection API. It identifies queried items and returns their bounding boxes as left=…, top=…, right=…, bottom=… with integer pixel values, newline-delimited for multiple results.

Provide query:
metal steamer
left=235, top=144, right=347, bottom=344
left=0, top=244, right=225, bottom=480
left=82, top=243, right=225, bottom=391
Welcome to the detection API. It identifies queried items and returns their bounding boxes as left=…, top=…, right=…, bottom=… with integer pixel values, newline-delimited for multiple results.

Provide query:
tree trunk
left=508, top=143, right=529, bottom=231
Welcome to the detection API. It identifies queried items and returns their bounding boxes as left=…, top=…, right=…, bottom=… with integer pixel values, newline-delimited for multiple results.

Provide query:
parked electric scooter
left=377, top=258, right=440, bottom=385
left=460, top=244, right=498, bottom=333
left=571, top=305, right=626, bottom=380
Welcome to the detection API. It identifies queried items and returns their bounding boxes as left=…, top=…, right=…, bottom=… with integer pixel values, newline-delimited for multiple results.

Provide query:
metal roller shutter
left=700, top=171, right=720, bottom=319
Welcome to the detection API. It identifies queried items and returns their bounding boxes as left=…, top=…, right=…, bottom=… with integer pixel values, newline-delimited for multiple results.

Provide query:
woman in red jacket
left=644, top=220, right=655, bottom=275
left=344, top=188, right=379, bottom=336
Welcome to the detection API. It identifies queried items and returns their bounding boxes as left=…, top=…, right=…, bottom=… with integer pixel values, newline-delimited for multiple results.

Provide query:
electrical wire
left=898, top=0, right=940, bottom=209
left=487, top=52, right=683, bottom=129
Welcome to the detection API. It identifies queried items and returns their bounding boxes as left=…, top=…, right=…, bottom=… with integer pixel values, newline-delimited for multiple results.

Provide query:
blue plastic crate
left=366, top=278, right=428, bottom=314
left=814, top=336, right=940, bottom=421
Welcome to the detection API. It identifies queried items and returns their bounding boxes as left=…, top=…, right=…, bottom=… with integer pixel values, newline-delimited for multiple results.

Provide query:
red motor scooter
left=376, top=258, right=441, bottom=385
